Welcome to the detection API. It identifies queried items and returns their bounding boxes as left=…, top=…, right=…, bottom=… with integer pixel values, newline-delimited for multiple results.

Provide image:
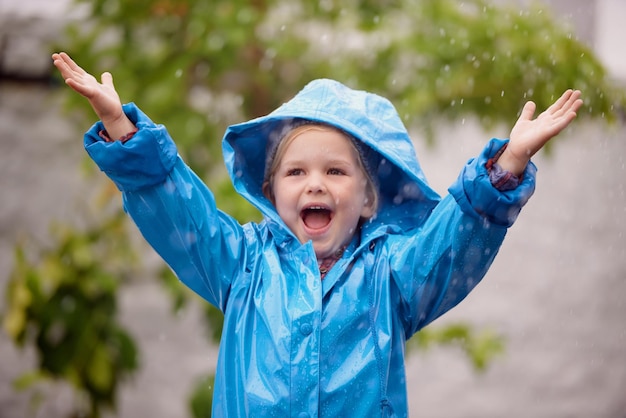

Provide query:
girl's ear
left=262, top=180, right=275, bottom=204
left=360, top=188, right=377, bottom=219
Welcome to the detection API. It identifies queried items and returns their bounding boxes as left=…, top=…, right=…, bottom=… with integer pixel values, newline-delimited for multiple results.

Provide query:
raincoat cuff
left=83, top=103, right=178, bottom=192
left=448, top=138, right=537, bottom=227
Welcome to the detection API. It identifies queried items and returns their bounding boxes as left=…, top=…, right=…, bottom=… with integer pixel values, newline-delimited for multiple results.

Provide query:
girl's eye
left=328, top=168, right=345, bottom=175
left=286, top=168, right=303, bottom=176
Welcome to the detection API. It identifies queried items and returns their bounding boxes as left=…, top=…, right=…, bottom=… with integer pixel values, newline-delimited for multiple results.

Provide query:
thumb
left=518, top=101, right=536, bottom=122
left=101, top=71, right=115, bottom=88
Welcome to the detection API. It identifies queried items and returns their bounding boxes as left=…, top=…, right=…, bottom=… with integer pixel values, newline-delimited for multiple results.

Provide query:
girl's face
left=271, top=127, right=375, bottom=259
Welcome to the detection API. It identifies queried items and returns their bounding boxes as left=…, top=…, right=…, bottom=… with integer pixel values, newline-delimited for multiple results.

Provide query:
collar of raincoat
left=222, top=78, right=441, bottom=243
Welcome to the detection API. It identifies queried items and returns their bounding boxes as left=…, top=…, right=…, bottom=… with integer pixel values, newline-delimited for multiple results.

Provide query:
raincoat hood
left=222, top=79, right=441, bottom=235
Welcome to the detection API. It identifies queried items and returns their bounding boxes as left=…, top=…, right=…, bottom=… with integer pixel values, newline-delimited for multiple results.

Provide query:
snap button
left=300, top=323, right=313, bottom=335
left=298, top=413, right=310, bottom=418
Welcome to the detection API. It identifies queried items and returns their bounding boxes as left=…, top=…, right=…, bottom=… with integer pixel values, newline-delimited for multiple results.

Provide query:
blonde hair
left=262, top=123, right=378, bottom=217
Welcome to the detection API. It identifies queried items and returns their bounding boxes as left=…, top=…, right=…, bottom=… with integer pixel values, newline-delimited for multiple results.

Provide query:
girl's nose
left=306, top=173, right=326, bottom=194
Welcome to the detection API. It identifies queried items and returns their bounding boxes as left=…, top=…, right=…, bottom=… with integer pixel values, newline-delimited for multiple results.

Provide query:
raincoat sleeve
left=83, top=103, right=247, bottom=310
left=391, top=138, right=536, bottom=336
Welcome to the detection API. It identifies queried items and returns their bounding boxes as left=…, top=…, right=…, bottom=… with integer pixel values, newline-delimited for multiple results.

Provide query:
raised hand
left=498, top=89, right=583, bottom=176
left=52, top=52, right=135, bottom=140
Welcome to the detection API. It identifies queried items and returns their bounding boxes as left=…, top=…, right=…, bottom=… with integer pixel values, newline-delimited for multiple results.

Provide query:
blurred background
left=1, top=0, right=625, bottom=417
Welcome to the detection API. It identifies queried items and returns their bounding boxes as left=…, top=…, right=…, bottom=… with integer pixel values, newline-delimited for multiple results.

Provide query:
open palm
left=508, top=89, right=583, bottom=165
left=52, top=52, right=124, bottom=124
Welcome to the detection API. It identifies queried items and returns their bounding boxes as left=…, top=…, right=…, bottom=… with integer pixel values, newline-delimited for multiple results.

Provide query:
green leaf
left=87, top=344, right=114, bottom=393
left=189, top=374, right=215, bottom=418
left=407, top=322, right=505, bottom=372
left=12, top=371, right=49, bottom=391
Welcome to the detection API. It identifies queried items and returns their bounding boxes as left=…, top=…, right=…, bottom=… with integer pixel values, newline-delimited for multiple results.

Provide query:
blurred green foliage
left=407, top=321, right=505, bottom=372
left=188, top=374, right=215, bottom=418
left=62, top=0, right=624, bottom=167
left=62, top=0, right=624, bottom=169
left=4, top=0, right=624, bottom=416
left=3, top=212, right=138, bottom=418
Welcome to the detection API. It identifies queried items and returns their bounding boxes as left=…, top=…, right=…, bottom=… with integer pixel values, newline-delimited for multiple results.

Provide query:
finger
left=564, top=90, right=583, bottom=113
left=547, top=89, right=583, bottom=117
left=58, top=52, right=88, bottom=76
left=52, top=52, right=67, bottom=69
left=569, top=89, right=582, bottom=102
left=518, top=101, right=536, bottom=122
left=101, top=72, right=114, bottom=88
left=560, top=89, right=580, bottom=110
left=552, top=90, right=582, bottom=119
left=52, top=53, right=82, bottom=81
left=52, top=55, right=75, bottom=80
left=549, top=110, right=578, bottom=135
left=549, top=95, right=581, bottom=131
left=65, top=77, right=94, bottom=97
left=545, top=89, right=573, bottom=115
left=570, top=97, right=584, bottom=115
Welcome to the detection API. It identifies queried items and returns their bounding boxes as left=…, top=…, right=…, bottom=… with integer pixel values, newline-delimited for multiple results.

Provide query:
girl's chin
left=312, top=243, right=332, bottom=259
left=312, top=241, right=344, bottom=259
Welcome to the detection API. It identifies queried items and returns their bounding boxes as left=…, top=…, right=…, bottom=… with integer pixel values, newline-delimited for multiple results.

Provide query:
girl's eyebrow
left=281, top=157, right=354, bottom=166
left=326, top=159, right=353, bottom=166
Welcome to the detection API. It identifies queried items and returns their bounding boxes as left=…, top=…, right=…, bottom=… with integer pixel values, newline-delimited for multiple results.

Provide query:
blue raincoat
left=84, top=79, right=536, bottom=417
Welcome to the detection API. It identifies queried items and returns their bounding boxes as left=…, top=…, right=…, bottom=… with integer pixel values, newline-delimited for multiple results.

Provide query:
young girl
left=52, top=52, right=582, bottom=418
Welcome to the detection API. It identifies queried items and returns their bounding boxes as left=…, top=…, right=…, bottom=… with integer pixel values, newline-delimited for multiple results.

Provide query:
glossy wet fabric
left=84, top=79, right=536, bottom=417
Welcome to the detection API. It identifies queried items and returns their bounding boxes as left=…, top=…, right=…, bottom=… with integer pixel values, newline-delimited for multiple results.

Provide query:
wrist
left=98, top=127, right=138, bottom=143
left=488, top=162, right=521, bottom=191
left=485, top=143, right=522, bottom=191
left=496, top=147, right=528, bottom=177
left=101, top=112, right=136, bottom=141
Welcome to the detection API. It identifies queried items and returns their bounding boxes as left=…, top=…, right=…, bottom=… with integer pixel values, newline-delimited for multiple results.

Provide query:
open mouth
left=301, top=205, right=333, bottom=230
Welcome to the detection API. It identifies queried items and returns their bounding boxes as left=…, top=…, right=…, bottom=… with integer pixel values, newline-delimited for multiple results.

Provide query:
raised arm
left=52, top=52, right=136, bottom=140
left=53, top=52, right=247, bottom=309
left=498, top=89, right=583, bottom=176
